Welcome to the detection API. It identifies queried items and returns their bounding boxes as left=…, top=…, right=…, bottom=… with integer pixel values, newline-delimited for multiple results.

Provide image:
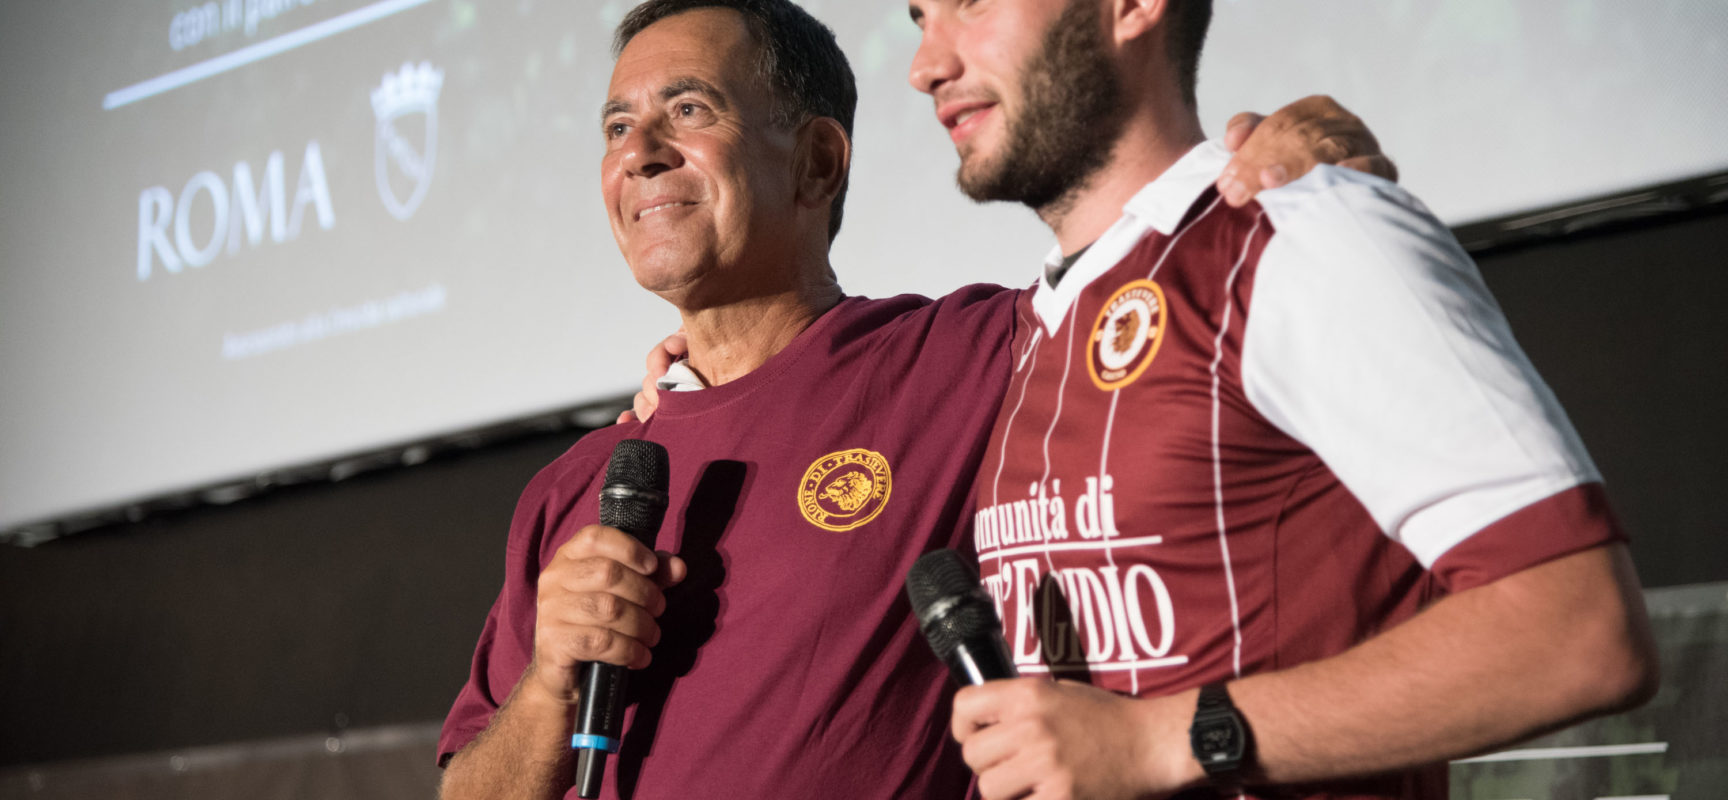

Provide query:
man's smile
left=634, top=199, right=698, bottom=221
left=938, top=100, right=997, bottom=144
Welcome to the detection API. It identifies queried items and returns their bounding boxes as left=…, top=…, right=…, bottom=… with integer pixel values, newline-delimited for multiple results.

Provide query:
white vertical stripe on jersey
left=989, top=318, right=1042, bottom=564
left=1098, top=388, right=1136, bottom=692
left=1034, top=320, right=1080, bottom=575
left=1092, top=191, right=1228, bottom=692
left=1098, top=387, right=1123, bottom=575
left=1209, top=212, right=1267, bottom=681
left=1139, top=194, right=1227, bottom=283
left=1014, top=301, right=1039, bottom=372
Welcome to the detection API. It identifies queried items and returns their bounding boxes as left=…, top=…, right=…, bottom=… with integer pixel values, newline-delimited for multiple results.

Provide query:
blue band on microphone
left=571, top=734, right=621, bottom=753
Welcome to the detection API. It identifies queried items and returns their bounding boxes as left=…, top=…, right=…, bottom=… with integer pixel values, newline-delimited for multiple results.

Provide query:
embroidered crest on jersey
left=1089, top=280, right=1168, bottom=390
left=797, top=449, right=892, bottom=531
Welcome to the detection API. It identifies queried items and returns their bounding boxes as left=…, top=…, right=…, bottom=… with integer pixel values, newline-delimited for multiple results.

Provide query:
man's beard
left=957, top=0, right=1128, bottom=214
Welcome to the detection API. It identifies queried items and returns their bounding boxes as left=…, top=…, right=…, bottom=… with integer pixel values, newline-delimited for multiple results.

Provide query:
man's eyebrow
left=600, top=77, right=730, bottom=124
left=660, top=77, right=729, bottom=110
left=600, top=97, right=631, bottom=123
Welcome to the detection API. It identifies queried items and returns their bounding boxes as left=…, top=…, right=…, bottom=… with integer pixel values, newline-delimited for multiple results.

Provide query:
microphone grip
left=947, top=633, right=1017, bottom=686
left=574, top=508, right=656, bottom=798
left=573, top=661, right=629, bottom=798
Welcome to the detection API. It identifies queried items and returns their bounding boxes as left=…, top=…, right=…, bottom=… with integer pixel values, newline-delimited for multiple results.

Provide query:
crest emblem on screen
left=797, top=449, right=892, bottom=531
left=371, top=61, right=443, bottom=221
left=1089, top=279, right=1167, bottom=390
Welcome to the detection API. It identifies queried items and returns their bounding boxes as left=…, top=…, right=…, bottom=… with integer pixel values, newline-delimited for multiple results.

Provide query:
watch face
left=1195, top=715, right=1245, bottom=764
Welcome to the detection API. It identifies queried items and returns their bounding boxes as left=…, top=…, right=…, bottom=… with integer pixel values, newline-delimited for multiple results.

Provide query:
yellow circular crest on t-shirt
left=797, top=448, right=892, bottom=531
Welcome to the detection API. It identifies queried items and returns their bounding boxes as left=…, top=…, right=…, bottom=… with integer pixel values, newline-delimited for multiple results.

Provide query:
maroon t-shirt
left=440, top=287, right=1018, bottom=799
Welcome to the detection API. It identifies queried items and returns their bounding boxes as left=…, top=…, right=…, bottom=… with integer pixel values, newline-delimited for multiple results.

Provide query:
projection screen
left=2, top=0, right=1725, bottom=536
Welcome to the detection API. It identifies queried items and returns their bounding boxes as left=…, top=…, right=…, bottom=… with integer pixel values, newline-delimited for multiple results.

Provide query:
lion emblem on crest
left=797, top=449, right=892, bottom=531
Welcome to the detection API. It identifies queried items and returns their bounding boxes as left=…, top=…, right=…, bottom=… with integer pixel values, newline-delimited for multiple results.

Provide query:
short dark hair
left=614, top=0, right=858, bottom=243
left=1166, top=0, right=1211, bottom=108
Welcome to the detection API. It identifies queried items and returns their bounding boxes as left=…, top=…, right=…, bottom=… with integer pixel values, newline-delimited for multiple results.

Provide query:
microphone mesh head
left=600, top=439, right=669, bottom=538
left=906, top=550, right=999, bottom=662
left=921, top=601, right=999, bottom=663
left=906, top=550, right=978, bottom=618
left=605, top=439, right=669, bottom=491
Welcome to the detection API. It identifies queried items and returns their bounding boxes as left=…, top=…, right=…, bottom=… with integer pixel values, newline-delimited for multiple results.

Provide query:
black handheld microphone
left=573, top=439, right=670, bottom=799
left=905, top=550, right=1018, bottom=686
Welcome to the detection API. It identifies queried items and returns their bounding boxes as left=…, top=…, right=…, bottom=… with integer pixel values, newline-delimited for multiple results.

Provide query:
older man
left=437, top=2, right=1391, bottom=798
left=903, top=0, right=1659, bottom=798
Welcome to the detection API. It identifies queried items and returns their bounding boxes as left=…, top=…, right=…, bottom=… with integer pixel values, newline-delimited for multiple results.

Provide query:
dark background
left=2, top=208, right=1725, bottom=768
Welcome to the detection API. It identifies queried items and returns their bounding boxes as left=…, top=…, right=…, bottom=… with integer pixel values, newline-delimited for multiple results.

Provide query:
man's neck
left=678, top=277, right=843, bottom=387
left=1041, top=106, right=1206, bottom=256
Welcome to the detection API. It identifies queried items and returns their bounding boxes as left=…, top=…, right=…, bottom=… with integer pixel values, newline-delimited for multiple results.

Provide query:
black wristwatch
left=1188, top=682, right=1252, bottom=791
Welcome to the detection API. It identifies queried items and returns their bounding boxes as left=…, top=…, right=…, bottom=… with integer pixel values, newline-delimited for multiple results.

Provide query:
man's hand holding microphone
left=907, top=550, right=1205, bottom=800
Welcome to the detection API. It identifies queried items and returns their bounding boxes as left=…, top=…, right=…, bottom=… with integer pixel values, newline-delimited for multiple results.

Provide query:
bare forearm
left=443, top=524, right=682, bottom=799
left=441, top=670, right=577, bottom=800
left=1223, top=544, right=1657, bottom=785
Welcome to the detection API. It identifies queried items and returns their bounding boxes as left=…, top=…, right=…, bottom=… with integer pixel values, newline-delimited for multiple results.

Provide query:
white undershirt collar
left=655, top=359, right=707, bottom=392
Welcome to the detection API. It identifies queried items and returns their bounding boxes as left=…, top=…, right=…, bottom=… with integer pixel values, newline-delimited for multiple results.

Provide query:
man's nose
left=908, top=19, right=959, bottom=95
left=622, top=123, right=681, bottom=178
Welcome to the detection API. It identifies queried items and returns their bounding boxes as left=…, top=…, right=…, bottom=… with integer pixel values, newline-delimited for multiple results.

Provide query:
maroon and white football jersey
left=974, top=142, right=1620, bottom=797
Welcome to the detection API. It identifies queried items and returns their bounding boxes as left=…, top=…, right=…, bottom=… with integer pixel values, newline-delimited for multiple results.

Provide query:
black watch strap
left=1189, top=682, right=1252, bottom=790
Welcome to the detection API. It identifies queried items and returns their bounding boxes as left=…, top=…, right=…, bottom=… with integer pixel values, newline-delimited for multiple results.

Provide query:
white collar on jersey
left=1030, top=139, right=1231, bottom=335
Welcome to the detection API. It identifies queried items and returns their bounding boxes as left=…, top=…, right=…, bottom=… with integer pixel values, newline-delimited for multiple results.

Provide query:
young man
left=906, top=0, right=1659, bottom=798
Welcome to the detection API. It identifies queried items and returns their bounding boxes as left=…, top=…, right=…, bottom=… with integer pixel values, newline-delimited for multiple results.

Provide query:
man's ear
left=794, top=116, right=851, bottom=211
left=1111, top=0, right=1169, bottom=46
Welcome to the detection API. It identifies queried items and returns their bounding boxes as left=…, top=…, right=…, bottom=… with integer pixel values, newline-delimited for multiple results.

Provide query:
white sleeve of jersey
left=1241, top=167, right=1601, bottom=568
